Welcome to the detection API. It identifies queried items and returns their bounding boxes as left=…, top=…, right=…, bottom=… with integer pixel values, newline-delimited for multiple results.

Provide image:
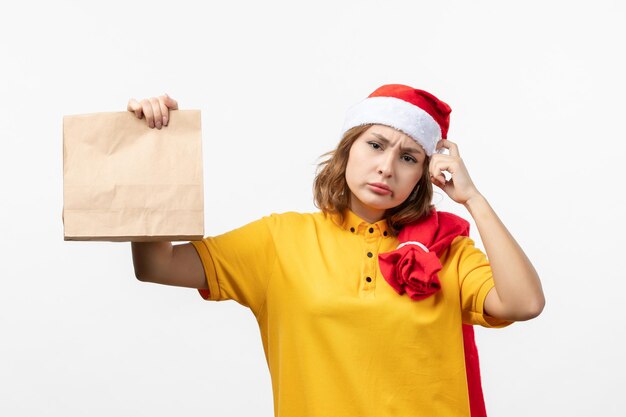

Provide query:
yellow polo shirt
left=191, top=210, right=510, bottom=417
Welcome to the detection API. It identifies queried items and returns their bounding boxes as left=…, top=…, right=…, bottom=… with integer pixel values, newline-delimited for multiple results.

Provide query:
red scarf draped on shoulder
left=378, top=209, right=487, bottom=417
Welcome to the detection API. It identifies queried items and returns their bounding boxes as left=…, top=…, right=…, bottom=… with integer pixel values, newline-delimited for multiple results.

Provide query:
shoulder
left=260, top=211, right=332, bottom=232
left=262, top=212, right=339, bottom=237
left=448, top=235, right=478, bottom=253
left=217, top=211, right=330, bottom=238
left=441, top=235, right=488, bottom=269
left=436, top=210, right=470, bottom=231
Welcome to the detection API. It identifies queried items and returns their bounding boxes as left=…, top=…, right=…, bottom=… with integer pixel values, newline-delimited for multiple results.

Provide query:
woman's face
left=345, top=124, right=426, bottom=223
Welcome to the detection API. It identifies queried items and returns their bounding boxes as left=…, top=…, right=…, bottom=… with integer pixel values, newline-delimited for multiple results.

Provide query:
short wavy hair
left=313, top=124, right=433, bottom=235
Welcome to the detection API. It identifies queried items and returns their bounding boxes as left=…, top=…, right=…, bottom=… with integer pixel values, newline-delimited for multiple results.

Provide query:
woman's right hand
left=127, top=94, right=179, bottom=129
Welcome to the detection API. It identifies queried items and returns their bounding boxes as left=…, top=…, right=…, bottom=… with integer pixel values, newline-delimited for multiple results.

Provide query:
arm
left=132, top=242, right=207, bottom=289
left=430, top=140, right=545, bottom=322
left=464, top=195, right=544, bottom=321
left=127, top=94, right=207, bottom=290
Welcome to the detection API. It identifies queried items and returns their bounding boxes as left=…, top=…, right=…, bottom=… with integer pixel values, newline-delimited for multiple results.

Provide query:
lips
left=368, top=182, right=392, bottom=195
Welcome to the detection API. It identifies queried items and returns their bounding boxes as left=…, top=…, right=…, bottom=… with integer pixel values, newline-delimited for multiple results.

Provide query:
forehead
left=363, top=124, right=421, bottom=149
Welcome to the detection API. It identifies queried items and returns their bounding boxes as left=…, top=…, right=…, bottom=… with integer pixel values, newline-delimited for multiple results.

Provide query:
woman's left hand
left=429, top=139, right=481, bottom=205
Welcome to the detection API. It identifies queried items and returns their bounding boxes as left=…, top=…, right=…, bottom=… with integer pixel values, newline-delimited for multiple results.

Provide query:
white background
left=1, top=1, right=624, bottom=416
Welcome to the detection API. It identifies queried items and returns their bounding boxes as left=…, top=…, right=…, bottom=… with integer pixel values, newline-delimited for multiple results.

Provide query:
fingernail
left=163, top=116, right=168, bottom=126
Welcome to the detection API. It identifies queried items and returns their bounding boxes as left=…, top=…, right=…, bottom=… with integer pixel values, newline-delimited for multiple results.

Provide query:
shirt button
left=369, top=227, right=374, bottom=233
left=366, top=277, right=372, bottom=282
left=367, top=252, right=373, bottom=258
left=350, top=227, right=355, bottom=233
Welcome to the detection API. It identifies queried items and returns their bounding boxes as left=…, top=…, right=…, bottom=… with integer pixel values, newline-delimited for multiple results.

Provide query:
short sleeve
left=190, top=216, right=276, bottom=316
left=450, top=236, right=513, bottom=328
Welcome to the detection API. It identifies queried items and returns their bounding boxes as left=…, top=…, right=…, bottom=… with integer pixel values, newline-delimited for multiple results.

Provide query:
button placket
left=362, top=225, right=381, bottom=291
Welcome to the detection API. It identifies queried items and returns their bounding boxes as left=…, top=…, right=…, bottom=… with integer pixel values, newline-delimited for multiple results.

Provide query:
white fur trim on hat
left=341, top=96, right=442, bottom=156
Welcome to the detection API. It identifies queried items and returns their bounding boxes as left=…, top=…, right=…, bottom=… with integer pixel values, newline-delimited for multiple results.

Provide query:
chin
left=359, top=196, right=398, bottom=211
left=350, top=188, right=405, bottom=212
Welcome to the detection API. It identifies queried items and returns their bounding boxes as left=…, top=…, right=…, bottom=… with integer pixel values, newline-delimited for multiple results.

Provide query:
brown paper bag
left=63, top=110, right=204, bottom=242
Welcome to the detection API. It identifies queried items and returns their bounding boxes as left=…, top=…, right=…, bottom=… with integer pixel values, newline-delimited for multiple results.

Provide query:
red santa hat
left=342, top=84, right=452, bottom=156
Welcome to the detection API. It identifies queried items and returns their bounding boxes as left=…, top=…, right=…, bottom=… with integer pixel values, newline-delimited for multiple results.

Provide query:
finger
left=157, top=96, right=169, bottom=127
left=430, top=158, right=455, bottom=188
left=141, top=99, right=155, bottom=128
left=149, top=97, right=163, bottom=129
left=163, top=93, right=179, bottom=110
left=429, top=154, right=455, bottom=166
left=428, top=159, right=439, bottom=180
left=429, top=157, right=449, bottom=178
left=127, top=98, right=143, bottom=119
left=430, top=156, right=461, bottom=180
left=429, top=163, right=445, bottom=185
left=430, top=174, right=446, bottom=189
left=437, top=139, right=460, bottom=157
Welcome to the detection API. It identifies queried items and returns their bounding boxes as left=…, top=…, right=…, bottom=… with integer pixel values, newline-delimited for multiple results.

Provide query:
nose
left=377, top=152, right=395, bottom=177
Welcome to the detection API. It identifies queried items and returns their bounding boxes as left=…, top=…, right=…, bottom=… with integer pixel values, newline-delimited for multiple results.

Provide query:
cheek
left=397, top=166, right=424, bottom=196
left=345, top=147, right=365, bottom=183
left=345, top=152, right=355, bottom=180
left=405, top=160, right=424, bottom=179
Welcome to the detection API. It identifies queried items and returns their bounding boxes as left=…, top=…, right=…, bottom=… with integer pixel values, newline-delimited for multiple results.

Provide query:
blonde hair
left=313, top=125, right=433, bottom=235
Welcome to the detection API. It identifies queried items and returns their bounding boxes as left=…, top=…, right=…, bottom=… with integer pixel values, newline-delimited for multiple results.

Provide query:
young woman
left=129, top=85, right=545, bottom=417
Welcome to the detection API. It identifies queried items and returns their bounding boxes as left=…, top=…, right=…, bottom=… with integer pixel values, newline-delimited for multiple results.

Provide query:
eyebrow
left=370, top=132, right=424, bottom=156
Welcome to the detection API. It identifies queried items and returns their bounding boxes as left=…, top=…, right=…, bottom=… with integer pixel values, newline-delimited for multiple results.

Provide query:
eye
left=402, top=154, right=418, bottom=163
left=367, top=141, right=382, bottom=150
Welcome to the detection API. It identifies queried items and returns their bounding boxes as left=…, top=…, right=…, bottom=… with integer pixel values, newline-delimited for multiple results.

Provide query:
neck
left=349, top=199, right=385, bottom=224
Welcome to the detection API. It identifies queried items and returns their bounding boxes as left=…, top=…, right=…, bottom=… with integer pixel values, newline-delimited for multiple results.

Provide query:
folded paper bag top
left=63, top=110, right=204, bottom=242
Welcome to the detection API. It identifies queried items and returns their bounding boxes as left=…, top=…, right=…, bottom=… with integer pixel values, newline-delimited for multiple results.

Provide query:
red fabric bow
left=378, top=210, right=487, bottom=417
left=379, top=243, right=443, bottom=300
left=379, top=210, right=469, bottom=300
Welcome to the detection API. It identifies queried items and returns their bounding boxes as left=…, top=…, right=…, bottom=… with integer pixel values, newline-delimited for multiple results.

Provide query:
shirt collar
left=331, top=209, right=391, bottom=238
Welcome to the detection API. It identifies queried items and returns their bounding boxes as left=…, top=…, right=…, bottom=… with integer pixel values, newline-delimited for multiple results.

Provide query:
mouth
left=367, top=182, right=392, bottom=195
